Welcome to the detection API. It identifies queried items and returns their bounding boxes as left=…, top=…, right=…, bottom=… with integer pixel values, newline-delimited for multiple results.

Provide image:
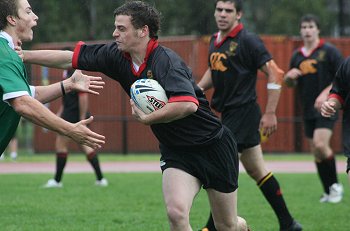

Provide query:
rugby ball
left=130, top=79, right=168, bottom=114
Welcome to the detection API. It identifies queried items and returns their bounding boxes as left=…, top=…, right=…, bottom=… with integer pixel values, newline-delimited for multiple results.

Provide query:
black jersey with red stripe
left=72, top=40, right=223, bottom=148
left=329, top=57, right=350, bottom=158
left=208, top=24, right=272, bottom=112
left=289, top=40, right=343, bottom=119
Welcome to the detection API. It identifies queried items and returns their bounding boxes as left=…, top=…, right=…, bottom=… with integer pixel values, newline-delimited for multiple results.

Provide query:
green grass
left=3, top=151, right=348, bottom=162
left=0, top=172, right=348, bottom=230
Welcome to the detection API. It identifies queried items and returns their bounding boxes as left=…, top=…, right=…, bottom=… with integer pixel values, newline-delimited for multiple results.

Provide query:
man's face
left=15, top=0, right=38, bottom=42
left=214, top=1, right=241, bottom=32
left=113, top=15, right=141, bottom=53
left=300, top=21, right=320, bottom=43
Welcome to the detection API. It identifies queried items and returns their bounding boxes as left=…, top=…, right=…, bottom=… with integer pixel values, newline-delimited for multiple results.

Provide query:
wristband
left=267, top=83, right=282, bottom=90
left=60, top=81, right=66, bottom=95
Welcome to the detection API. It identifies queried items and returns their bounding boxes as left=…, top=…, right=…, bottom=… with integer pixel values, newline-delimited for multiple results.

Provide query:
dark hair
left=113, top=1, right=160, bottom=39
left=0, top=0, right=19, bottom=30
left=216, top=0, right=243, bottom=13
left=300, top=14, right=320, bottom=29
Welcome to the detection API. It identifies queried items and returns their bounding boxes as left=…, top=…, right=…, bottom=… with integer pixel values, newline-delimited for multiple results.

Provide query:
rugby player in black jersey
left=44, top=64, right=108, bottom=188
left=23, top=1, right=248, bottom=230
left=198, top=1, right=302, bottom=231
left=285, top=14, right=344, bottom=204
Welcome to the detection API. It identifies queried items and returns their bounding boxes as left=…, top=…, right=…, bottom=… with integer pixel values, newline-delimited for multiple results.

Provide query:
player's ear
left=138, top=25, right=149, bottom=38
left=6, top=15, right=17, bottom=26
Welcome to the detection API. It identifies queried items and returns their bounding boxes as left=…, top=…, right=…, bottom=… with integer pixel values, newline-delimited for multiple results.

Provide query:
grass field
left=0, top=153, right=349, bottom=230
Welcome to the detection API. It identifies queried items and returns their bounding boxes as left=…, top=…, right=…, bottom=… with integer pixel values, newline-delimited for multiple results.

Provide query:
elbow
left=184, top=102, right=198, bottom=116
left=9, top=96, right=32, bottom=117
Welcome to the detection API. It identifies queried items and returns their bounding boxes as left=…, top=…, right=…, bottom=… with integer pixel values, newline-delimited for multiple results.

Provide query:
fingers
left=320, top=102, right=335, bottom=117
left=78, top=116, right=105, bottom=149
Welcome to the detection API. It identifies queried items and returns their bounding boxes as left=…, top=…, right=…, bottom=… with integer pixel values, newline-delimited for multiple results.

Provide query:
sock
left=87, top=152, right=103, bottom=180
left=10, top=151, right=17, bottom=159
left=316, top=155, right=338, bottom=194
left=258, top=172, right=293, bottom=229
left=54, top=152, right=68, bottom=182
left=203, top=213, right=216, bottom=230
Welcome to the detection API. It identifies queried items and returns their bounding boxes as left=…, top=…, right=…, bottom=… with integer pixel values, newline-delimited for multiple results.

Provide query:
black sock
left=54, top=152, right=68, bottom=182
left=87, top=152, right=103, bottom=180
left=316, top=156, right=338, bottom=194
left=258, top=172, right=293, bottom=229
left=204, top=213, right=216, bottom=230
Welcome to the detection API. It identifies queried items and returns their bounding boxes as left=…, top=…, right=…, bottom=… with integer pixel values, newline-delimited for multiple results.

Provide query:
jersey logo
left=210, top=52, right=228, bottom=72
left=226, top=41, right=238, bottom=57
left=317, top=50, right=326, bottom=62
left=147, top=70, right=153, bottom=79
left=299, top=59, right=317, bottom=75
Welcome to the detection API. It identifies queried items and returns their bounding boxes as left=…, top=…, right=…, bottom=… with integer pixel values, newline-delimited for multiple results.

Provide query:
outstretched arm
left=10, top=95, right=105, bottom=149
left=23, top=50, right=73, bottom=69
left=34, top=70, right=104, bottom=104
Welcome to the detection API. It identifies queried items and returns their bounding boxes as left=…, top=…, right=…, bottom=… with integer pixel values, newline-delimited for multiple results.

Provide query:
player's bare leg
left=310, top=128, right=342, bottom=203
left=207, top=189, right=239, bottom=230
left=162, top=168, right=201, bottom=231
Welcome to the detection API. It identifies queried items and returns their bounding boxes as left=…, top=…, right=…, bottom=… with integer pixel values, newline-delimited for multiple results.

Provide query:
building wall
left=31, top=36, right=350, bottom=153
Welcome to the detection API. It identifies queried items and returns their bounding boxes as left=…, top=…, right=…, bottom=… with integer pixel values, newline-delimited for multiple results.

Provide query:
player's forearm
left=197, top=68, right=213, bottom=91
left=34, top=79, right=74, bottom=104
left=143, top=101, right=197, bottom=125
left=265, top=89, right=281, bottom=114
left=23, top=50, right=73, bottom=69
left=11, top=96, right=73, bottom=136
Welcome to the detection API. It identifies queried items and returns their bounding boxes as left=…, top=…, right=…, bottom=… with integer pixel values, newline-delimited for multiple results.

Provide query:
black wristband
left=60, top=81, right=66, bottom=95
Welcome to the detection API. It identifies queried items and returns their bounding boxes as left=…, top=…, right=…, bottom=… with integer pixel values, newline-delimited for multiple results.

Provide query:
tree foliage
left=28, top=0, right=348, bottom=44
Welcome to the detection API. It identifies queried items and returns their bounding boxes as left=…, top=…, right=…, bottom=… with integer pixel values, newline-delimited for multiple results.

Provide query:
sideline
left=0, top=160, right=347, bottom=174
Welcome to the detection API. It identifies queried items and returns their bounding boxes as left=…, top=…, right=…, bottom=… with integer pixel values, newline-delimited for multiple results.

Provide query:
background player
left=284, top=14, right=344, bottom=203
left=44, top=64, right=108, bottom=188
left=197, top=1, right=302, bottom=230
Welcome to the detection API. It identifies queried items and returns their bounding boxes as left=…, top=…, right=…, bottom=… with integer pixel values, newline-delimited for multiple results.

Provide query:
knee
left=313, top=140, right=328, bottom=154
left=166, top=205, right=189, bottom=227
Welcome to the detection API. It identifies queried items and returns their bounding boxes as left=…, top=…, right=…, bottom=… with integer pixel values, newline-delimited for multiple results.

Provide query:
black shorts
left=303, top=117, right=337, bottom=138
left=61, top=111, right=90, bottom=123
left=222, top=102, right=261, bottom=152
left=159, top=126, right=239, bottom=193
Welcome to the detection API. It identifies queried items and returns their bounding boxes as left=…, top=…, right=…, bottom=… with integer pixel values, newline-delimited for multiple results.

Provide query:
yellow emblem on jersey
left=226, top=41, right=238, bottom=57
left=299, top=59, right=317, bottom=75
left=210, top=52, right=228, bottom=72
left=317, top=51, right=326, bottom=62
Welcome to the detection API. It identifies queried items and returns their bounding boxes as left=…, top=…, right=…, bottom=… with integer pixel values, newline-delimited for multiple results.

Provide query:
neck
left=2, top=28, right=19, bottom=47
left=218, top=22, right=239, bottom=42
left=304, top=38, right=320, bottom=51
left=129, top=38, right=150, bottom=65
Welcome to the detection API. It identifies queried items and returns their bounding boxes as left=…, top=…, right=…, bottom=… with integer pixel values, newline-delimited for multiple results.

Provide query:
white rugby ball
left=130, top=79, right=168, bottom=114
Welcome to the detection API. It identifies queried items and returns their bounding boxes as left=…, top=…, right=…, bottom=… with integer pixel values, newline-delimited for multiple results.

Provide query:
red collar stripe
left=214, top=23, right=244, bottom=47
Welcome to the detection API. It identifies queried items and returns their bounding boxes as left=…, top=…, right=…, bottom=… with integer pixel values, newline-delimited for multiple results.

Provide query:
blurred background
left=19, top=0, right=350, bottom=154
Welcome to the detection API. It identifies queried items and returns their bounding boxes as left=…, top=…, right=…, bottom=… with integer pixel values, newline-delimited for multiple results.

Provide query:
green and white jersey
left=0, top=33, right=32, bottom=154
